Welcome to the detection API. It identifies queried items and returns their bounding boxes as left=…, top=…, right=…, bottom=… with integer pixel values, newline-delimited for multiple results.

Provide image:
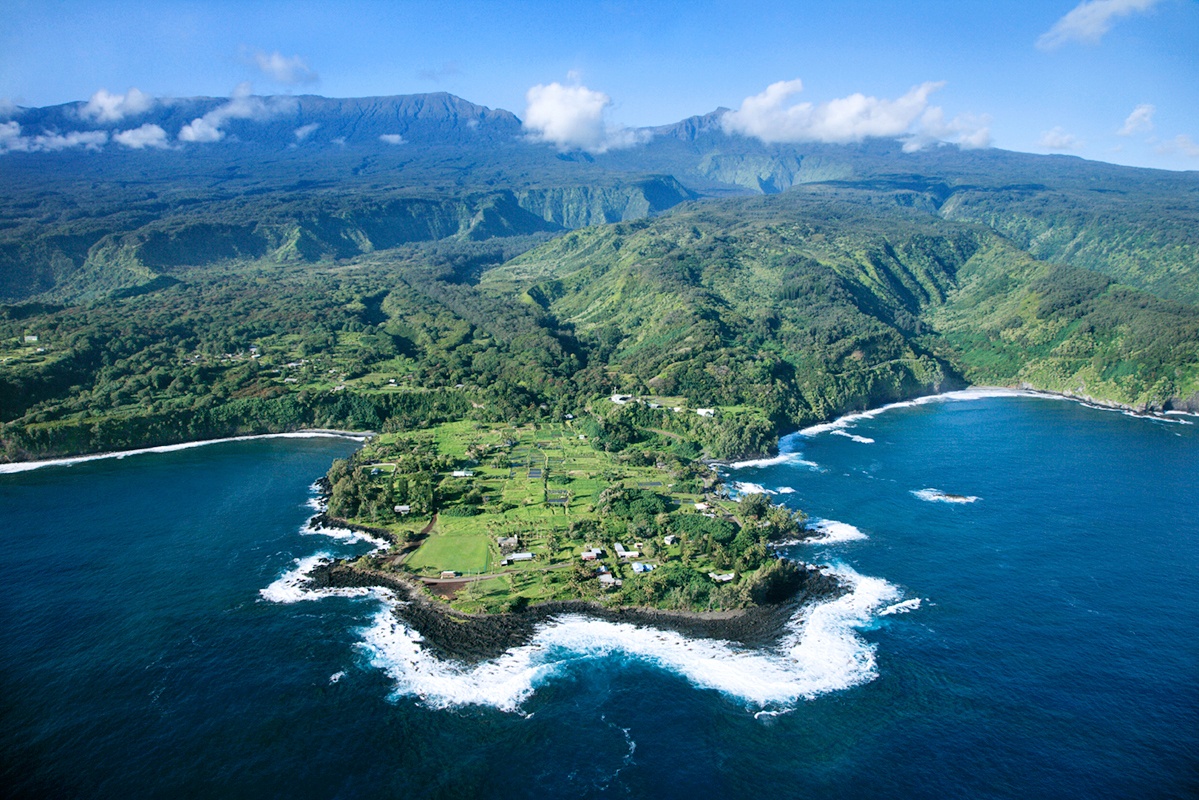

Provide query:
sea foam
left=831, top=430, right=875, bottom=444
left=0, top=430, right=368, bottom=474
left=912, top=488, right=979, bottom=504
left=727, top=434, right=820, bottom=471
left=356, top=564, right=903, bottom=712
left=731, top=481, right=775, bottom=497
left=807, top=519, right=869, bottom=544
left=799, top=387, right=1048, bottom=438
left=259, top=553, right=388, bottom=604
left=302, top=523, right=390, bottom=552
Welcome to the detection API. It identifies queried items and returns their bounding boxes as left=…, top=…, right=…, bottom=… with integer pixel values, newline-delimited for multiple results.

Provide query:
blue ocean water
left=1, top=395, right=1196, bottom=799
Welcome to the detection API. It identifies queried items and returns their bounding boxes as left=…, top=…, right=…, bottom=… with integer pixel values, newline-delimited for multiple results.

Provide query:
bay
left=1, top=396, right=1196, bottom=798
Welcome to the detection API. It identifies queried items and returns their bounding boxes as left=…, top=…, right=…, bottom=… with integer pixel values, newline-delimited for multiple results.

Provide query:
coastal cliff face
left=310, top=561, right=845, bottom=662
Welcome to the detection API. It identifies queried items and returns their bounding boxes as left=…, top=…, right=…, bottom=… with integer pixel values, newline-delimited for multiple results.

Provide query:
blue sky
left=2, top=0, right=1196, bottom=169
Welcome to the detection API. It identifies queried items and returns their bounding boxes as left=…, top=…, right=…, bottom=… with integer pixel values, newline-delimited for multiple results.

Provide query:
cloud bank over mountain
left=522, top=82, right=647, bottom=154
left=719, top=79, right=990, bottom=151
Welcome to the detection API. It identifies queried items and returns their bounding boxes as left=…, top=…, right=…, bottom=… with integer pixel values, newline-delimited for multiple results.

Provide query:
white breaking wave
left=807, top=519, right=869, bottom=544
left=259, top=552, right=388, bottom=604
left=731, top=481, right=775, bottom=497
left=830, top=430, right=875, bottom=444
left=357, top=564, right=901, bottom=712
left=799, top=387, right=1049, bottom=438
left=727, top=433, right=820, bottom=471
left=303, top=522, right=390, bottom=552
left=0, top=430, right=368, bottom=474
left=329, top=671, right=346, bottom=684
left=912, top=488, right=979, bottom=504
left=879, top=598, right=922, bottom=616
left=776, top=487, right=796, bottom=494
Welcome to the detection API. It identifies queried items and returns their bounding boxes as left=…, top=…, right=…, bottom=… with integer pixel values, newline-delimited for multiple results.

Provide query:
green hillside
left=2, top=93, right=1198, bottom=464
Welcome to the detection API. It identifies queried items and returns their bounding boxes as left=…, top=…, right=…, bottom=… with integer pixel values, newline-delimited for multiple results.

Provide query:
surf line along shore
left=0, top=429, right=373, bottom=475
left=306, top=558, right=846, bottom=662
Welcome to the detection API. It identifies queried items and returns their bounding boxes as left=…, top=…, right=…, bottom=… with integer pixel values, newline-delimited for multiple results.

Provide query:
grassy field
left=338, top=414, right=741, bottom=611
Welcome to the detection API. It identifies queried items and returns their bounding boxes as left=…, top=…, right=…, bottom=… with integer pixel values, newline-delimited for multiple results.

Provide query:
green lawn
left=405, top=533, right=492, bottom=575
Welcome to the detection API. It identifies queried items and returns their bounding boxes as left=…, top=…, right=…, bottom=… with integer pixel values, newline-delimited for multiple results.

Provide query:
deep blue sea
left=2, top=393, right=1196, bottom=799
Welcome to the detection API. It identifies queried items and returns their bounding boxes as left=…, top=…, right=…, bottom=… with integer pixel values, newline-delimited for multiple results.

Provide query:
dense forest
left=2, top=92, right=1197, bottom=463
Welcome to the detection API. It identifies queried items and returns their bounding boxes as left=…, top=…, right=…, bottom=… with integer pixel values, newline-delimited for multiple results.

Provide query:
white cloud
left=81, top=88, right=154, bottom=123
left=379, top=134, right=406, bottom=145
left=178, top=83, right=296, bottom=143
left=522, top=81, right=648, bottom=154
left=0, top=121, right=27, bottom=152
left=114, top=123, right=169, bottom=149
left=0, top=121, right=110, bottom=154
left=1117, top=103, right=1155, bottom=136
left=1156, top=134, right=1199, bottom=158
left=1039, top=126, right=1084, bottom=150
left=0, top=98, right=16, bottom=118
left=178, top=117, right=224, bottom=143
left=249, top=50, right=318, bottom=85
left=904, top=107, right=992, bottom=152
left=294, top=123, right=319, bottom=141
left=1037, top=0, right=1162, bottom=50
left=722, top=79, right=987, bottom=150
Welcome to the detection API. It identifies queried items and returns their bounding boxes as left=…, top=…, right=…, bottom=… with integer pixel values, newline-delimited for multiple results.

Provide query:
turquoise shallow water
left=1, top=396, right=1196, bottom=798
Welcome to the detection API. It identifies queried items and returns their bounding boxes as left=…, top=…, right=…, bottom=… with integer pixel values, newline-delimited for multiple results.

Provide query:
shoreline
left=0, top=428, right=373, bottom=474
left=309, top=561, right=846, bottom=662
left=719, top=385, right=1197, bottom=470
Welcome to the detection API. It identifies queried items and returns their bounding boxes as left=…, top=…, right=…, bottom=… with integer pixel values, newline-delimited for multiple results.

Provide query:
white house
left=394, top=505, right=411, bottom=515
left=708, top=572, right=735, bottom=583
left=610, top=394, right=634, bottom=404
left=695, top=408, right=716, bottom=417
left=451, top=470, right=474, bottom=478
left=613, top=543, right=640, bottom=559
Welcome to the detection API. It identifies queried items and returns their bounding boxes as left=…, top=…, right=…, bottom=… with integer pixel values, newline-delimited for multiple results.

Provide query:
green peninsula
left=320, top=409, right=813, bottom=614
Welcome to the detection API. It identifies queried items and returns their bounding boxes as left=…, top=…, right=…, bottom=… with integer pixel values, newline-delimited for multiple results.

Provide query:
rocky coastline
left=307, top=561, right=846, bottom=662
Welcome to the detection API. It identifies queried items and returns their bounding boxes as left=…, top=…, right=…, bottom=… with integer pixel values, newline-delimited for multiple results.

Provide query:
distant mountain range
left=1, top=92, right=1196, bottom=460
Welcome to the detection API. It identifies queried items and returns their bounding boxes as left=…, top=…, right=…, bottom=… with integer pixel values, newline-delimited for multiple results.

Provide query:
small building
left=695, top=408, right=716, bottom=418
left=694, top=502, right=710, bottom=511
left=439, top=571, right=457, bottom=579
left=632, top=562, right=654, bottom=574
left=451, top=470, right=474, bottom=478
left=598, top=573, right=623, bottom=588
left=581, top=546, right=604, bottom=561
left=23, top=335, right=38, bottom=343
left=708, top=572, right=735, bottom=583
left=663, top=535, right=677, bottom=546
left=497, top=535, right=519, bottom=549
left=610, top=394, right=634, bottom=405
left=508, top=552, right=535, bottom=562
left=613, top=543, right=640, bottom=559
left=564, top=413, right=575, bottom=420
left=394, top=504, right=411, bottom=515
